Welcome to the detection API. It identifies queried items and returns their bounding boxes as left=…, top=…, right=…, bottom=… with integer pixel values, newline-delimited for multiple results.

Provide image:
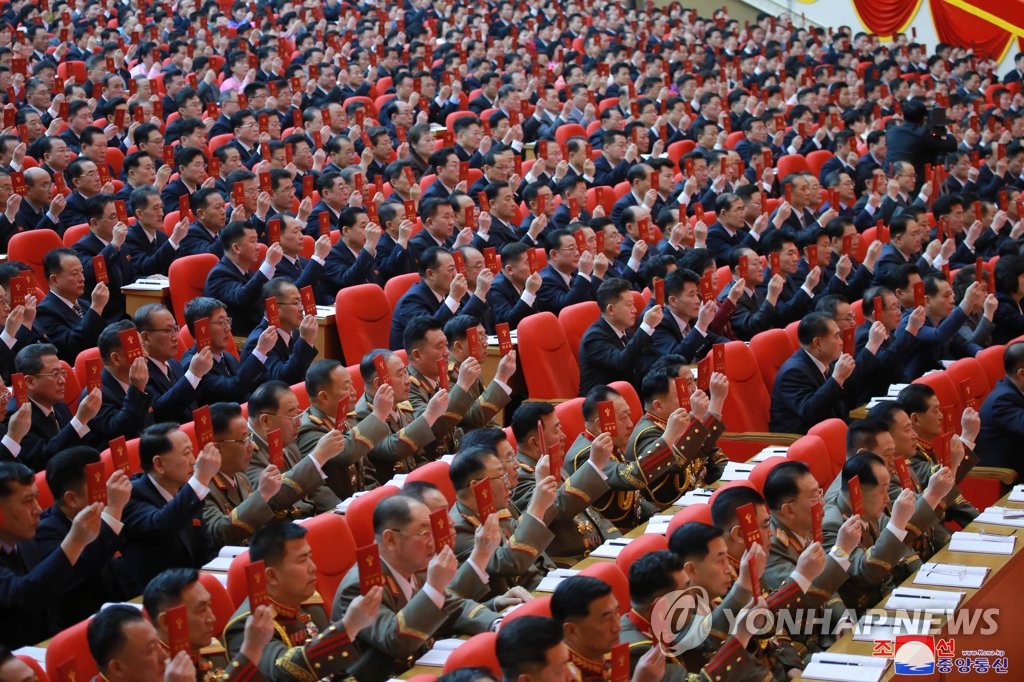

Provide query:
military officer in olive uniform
left=223, top=522, right=382, bottom=682
left=509, top=402, right=616, bottom=565
left=449, top=446, right=557, bottom=599
left=442, top=315, right=518, bottom=430
left=349, top=349, right=444, bottom=482
left=295, top=359, right=394, bottom=501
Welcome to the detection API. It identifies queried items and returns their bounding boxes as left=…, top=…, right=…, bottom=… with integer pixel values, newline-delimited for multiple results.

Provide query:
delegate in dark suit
left=487, top=273, right=536, bottom=331
left=203, top=257, right=272, bottom=337
left=769, top=350, right=866, bottom=434
left=9, top=399, right=88, bottom=472
left=71, top=232, right=137, bottom=319
left=86, top=368, right=155, bottom=443
left=976, top=378, right=1024, bottom=478
left=36, top=292, right=106, bottom=362
left=145, top=358, right=200, bottom=424
left=388, top=281, right=487, bottom=350
left=0, top=537, right=82, bottom=647
left=578, top=317, right=654, bottom=396
left=178, top=223, right=225, bottom=257
left=123, top=224, right=178, bottom=276
left=645, top=314, right=727, bottom=372
left=181, top=346, right=266, bottom=404
left=241, top=320, right=318, bottom=385
left=535, top=264, right=596, bottom=314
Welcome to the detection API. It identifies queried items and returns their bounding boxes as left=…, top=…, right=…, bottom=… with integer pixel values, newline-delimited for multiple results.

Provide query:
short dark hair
left=403, top=316, right=444, bottom=355
left=0, top=461, right=35, bottom=499
left=88, top=605, right=148, bottom=673
left=372, top=494, right=414, bottom=536
left=797, top=311, right=835, bottom=346
left=510, top=402, right=554, bottom=444
left=45, top=446, right=101, bottom=503
left=550, top=575, right=612, bottom=624
left=710, top=486, right=766, bottom=529
left=247, top=381, right=292, bottom=418
left=596, top=277, right=632, bottom=311
left=305, top=359, right=343, bottom=399
left=897, top=383, right=935, bottom=416
left=138, top=423, right=180, bottom=472
left=210, top=402, right=243, bottom=437
left=183, top=297, right=226, bottom=336
left=842, top=451, right=885, bottom=490
left=762, top=461, right=811, bottom=510
left=14, top=343, right=59, bottom=375
left=98, top=320, right=137, bottom=362
left=667, top=522, right=724, bottom=563
left=142, top=567, right=200, bottom=622
left=496, top=616, right=564, bottom=682
left=449, top=446, right=496, bottom=491
left=846, top=418, right=889, bottom=455
left=249, top=521, right=308, bottom=568
left=628, top=550, right=685, bottom=606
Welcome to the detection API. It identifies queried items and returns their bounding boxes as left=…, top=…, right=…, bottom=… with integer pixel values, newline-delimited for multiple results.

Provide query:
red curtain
left=930, top=0, right=1015, bottom=60
left=851, top=0, right=921, bottom=37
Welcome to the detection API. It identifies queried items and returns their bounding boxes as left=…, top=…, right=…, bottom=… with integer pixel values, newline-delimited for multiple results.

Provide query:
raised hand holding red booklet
left=357, top=543, right=386, bottom=594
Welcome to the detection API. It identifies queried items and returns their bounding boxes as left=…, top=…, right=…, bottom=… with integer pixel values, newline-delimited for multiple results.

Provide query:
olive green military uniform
left=625, top=413, right=721, bottom=509
left=444, top=358, right=511, bottom=430
left=349, top=392, right=436, bottom=482
left=407, top=365, right=480, bottom=459
left=245, top=428, right=338, bottom=516
left=911, top=438, right=979, bottom=528
left=295, top=404, right=390, bottom=500
left=565, top=431, right=660, bottom=530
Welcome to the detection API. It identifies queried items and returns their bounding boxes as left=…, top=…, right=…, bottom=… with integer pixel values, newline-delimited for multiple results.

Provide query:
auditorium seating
left=405, top=461, right=456, bottom=505
left=168, top=254, right=219, bottom=325
left=335, top=284, right=392, bottom=365
left=345, top=484, right=401, bottom=547
left=517, top=312, right=579, bottom=401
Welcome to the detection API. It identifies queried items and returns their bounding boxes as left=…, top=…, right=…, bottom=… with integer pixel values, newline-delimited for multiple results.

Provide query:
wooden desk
left=122, top=281, right=171, bottom=316
left=313, top=306, right=343, bottom=361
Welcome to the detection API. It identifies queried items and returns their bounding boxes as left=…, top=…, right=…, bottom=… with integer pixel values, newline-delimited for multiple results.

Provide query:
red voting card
left=85, top=357, right=103, bottom=392
left=975, top=257, right=984, bottom=285
left=842, top=327, right=855, bottom=356
left=572, top=229, right=586, bottom=253
left=10, top=171, right=25, bottom=195
left=259, top=171, right=272, bottom=194
left=264, top=297, right=280, bottom=327
left=472, top=478, right=495, bottom=522
left=193, top=406, right=214, bottom=448
left=452, top=250, right=467, bottom=277
left=873, top=296, right=884, bottom=320
left=496, top=322, right=513, bottom=357
left=610, top=642, right=629, bottom=682
left=569, top=197, right=580, bottom=219
left=189, top=317, right=210, bottom=353
left=267, top=218, right=281, bottom=245
left=638, top=217, right=653, bottom=244
left=10, top=373, right=26, bottom=407
left=110, top=436, right=131, bottom=474
left=374, top=355, right=391, bottom=386
left=596, top=231, right=606, bottom=255
left=933, top=434, right=951, bottom=468
left=467, top=328, right=483, bottom=361
left=54, top=660, right=76, bottom=682
left=403, top=199, right=417, bottom=221
left=653, top=277, right=664, bottom=307
left=478, top=191, right=490, bottom=213
left=913, top=281, right=925, bottom=308
left=231, top=182, right=245, bottom=208
left=894, top=456, right=914, bottom=489
left=484, top=247, right=500, bottom=275
left=597, top=400, right=617, bottom=437
left=115, top=199, right=129, bottom=223
left=165, top=604, right=190, bottom=657
left=300, top=286, right=317, bottom=316
left=768, top=252, right=780, bottom=275
left=336, top=394, right=349, bottom=430
left=811, top=500, right=824, bottom=543
left=92, top=255, right=109, bottom=285
left=848, top=475, right=864, bottom=516
left=178, top=195, right=190, bottom=220
left=784, top=183, right=793, bottom=204
left=430, top=507, right=454, bottom=550
left=700, top=273, right=714, bottom=302
left=97, top=164, right=112, bottom=186
left=526, top=248, right=538, bottom=274
left=650, top=169, right=660, bottom=194
left=245, top=560, right=270, bottom=608
left=459, top=160, right=470, bottom=184
left=842, top=234, right=854, bottom=257
left=353, top=172, right=365, bottom=195
left=437, top=357, right=450, bottom=390
left=9, top=274, right=27, bottom=307
left=878, top=224, right=890, bottom=244
left=267, top=429, right=285, bottom=469
left=302, top=174, right=314, bottom=199
left=697, top=355, right=712, bottom=392
left=85, top=461, right=106, bottom=505
left=675, top=376, right=691, bottom=411
left=736, top=502, right=761, bottom=550
left=119, top=329, right=144, bottom=362
left=804, top=244, right=818, bottom=265
left=693, top=202, right=705, bottom=224
left=712, top=343, right=726, bottom=374
left=961, top=379, right=976, bottom=410
left=318, top=211, right=331, bottom=237
left=936, top=218, right=946, bottom=243
left=464, top=205, right=476, bottom=228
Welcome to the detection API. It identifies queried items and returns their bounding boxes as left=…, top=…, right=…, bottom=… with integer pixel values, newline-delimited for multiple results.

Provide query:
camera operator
left=885, top=100, right=957, bottom=191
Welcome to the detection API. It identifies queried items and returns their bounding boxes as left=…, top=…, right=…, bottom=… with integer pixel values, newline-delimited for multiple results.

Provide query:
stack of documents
left=719, top=461, right=755, bottom=481
left=590, top=537, right=633, bottom=558
left=975, top=506, right=1024, bottom=528
left=201, top=556, right=233, bottom=572
left=883, top=587, right=964, bottom=613
left=415, top=639, right=466, bottom=667
left=335, top=490, right=372, bottom=513
left=949, top=530, right=1016, bottom=554
left=802, top=653, right=889, bottom=681
left=1006, top=485, right=1024, bottom=502
left=749, top=446, right=788, bottom=462
left=535, top=568, right=580, bottom=592
left=851, top=614, right=931, bottom=641
left=644, top=515, right=674, bottom=535
left=675, top=488, right=713, bottom=506
left=913, top=563, right=988, bottom=589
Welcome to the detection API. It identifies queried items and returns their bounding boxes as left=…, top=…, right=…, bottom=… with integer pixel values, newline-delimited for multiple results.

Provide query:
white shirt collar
left=147, top=474, right=176, bottom=502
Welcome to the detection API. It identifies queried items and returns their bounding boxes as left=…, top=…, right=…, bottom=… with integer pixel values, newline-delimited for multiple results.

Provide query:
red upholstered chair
left=805, top=150, right=834, bottom=178
left=606, top=381, right=642, bottom=424
left=517, top=312, right=580, bottom=400
left=304, top=513, right=358, bottom=606
left=707, top=481, right=758, bottom=509
left=46, top=617, right=96, bottom=682
left=499, top=595, right=553, bottom=626
left=557, top=301, right=600, bottom=360
left=555, top=397, right=586, bottom=446
left=666, top=503, right=712, bottom=537
left=8, top=230, right=62, bottom=292
left=975, top=344, right=1006, bottom=388
left=199, top=572, right=236, bottom=635
left=913, top=371, right=963, bottom=427
left=808, top=419, right=848, bottom=480
left=615, top=533, right=667, bottom=575
left=168, top=254, right=219, bottom=324
left=749, top=329, right=797, bottom=393
left=335, top=284, right=392, bottom=365
left=99, top=437, right=142, bottom=477
left=785, top=435, right=833, bottom=490
left=441, top=632, right=500, bottom=675
left=383, top=273, right=420, bottom=312
left=17, top=656, right=48, bottom=682
left=207, top=133, right=235, bottom=153
left=579, top=562, right=629, bottom=614
left=345, top=484, right=401, bottom=547
left=777, top=155, right=810, bottom=178
left=406, top=461, right=456, bottom=505
left=226, top=550, right=252, bottom=606
left=946, top=357, right=993, bottom=404
left=62, top=223, right=91, bottom=247
left=748, top=456, right=789, bottom=494
left=35, top=470, right=53, bottom=508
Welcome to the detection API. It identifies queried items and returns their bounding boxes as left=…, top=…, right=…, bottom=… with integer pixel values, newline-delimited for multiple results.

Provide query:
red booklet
left=85, top=461, right=107, bottom=505
left=299, top=286, right=317, bottom=316
left=232, top=182, right=245, bottom=207
left=484, top=247, right=499, bottom=274
left=496, top=323, right=513, bottom=356
left=245, top=560, right=270, bottom=608
left=653, top=277, right=664, bottom=307
left=86, top=357, right=103, bottom=391
left=264, top=297, right=280, bottom=327
left=318, top=211, right=331, bottom=237
left=178, top=195, right=190, bottom=220
left=699, top=273, right=714, bottom=302
left=115, top=199, right=129, bottom=223
left=430, top=508, right=454, bottom=550
left=467, top=328, right=483, bottom=360
left=10, top=373, right=26, bottom=407
left=472, top=477, right=495, bottom=522
left=894, top=456, right=914, bottom=489
left=437, top=358, right=450, bottom=390
left=712, top=343, right=726, bottom=374
left=267, top=218, right=281, bottom=245
left=452, top=250, right=467, bottom=277
left=804, top=244, right=818, bottom=265
left=357, top=544, right=386, bottom=594
left=119, top=329, right=144, bottom=362
left=842, top=234, right=854, bottom=257
left=110, top=436, right=131, bottom=474
left=259, top=171, right=272, bottom=194
left=696, top=355, right=711, bottom=392
left=526, top=248, right=538, bottom=273
left=913, top=281, right=925, bottom=308
left=9, top=274, right=27, bottom=307
left=933, top=434, right=951, bottom=468
left=597, top=400, right=617, bottom=437
left=675, top=376, right=691, bottom=411
left=810, top=500, right=824, bottom=543
left=302, top=174, right=314, bottom=199
left=193, top=406, right=213, bottom=448
left=960, top=379, right=976, bottom=410
left=374, top=355, right=392, bottom=385
left=165, top=603, right=190, bottom=657
left=610, top=642, right=629, bottom=682
left=747, top=553, right=760, bottom=597
left=736, top=502, right=761, bottom=550
left=769, top=252, right=780, bottom=275
left=842, top=327, right=855, bottom=356
left=873, top=296, right=884, bottom=320
left=267, top=429, right=285, bottom=469
left=92, top=255, right=109, bottom=285
left=848, top=475, right=864, bottom=516
left=194, top=317, right=211, bottom=351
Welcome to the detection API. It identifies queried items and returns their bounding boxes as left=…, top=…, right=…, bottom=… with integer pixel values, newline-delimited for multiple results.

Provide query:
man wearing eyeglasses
left=239, top=278, right=320, bottom=385
left=8, top=343, right=102, bottom=472
left=71, top=194, right=136, bottom=321
left=535, top=229, right=598, bottom=315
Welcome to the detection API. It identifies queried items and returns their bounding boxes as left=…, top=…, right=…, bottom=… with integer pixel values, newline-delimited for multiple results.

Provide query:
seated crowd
left=0, top=1, right=1024, bottom=680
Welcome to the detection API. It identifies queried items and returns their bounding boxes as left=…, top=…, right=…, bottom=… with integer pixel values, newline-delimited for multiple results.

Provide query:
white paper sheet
left=1007, top=485, right=1024, bottom=503
left=883, top=587, right=964, bottom=614
left=11, top=647, right=46, bottom=665
left=218, top=545, right=247, bottom=559
left=535, top=568, right=580, bottom=592
left=415, top=639, right=465, bottom=667
left=851, top=614, right=932, bottom=641
left=590, top=538, right=633, bottom=558
left=201, top=556, right=233, bottom=572
left=644, top=515, right=673, bottom=535
left=719, top=462, right=754, bottom=481
left=674, top=489, right=713, bottom=506
left=975, top=507, right=1024, bottom=528
left=802, top=653, right=889, bottom=682
left=948, top=531, right=1016, bottom=554
left=912, top=563, right=988, bottom=589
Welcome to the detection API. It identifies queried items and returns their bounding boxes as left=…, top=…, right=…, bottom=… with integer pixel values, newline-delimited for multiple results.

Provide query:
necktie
left=72, top=302, right=84, bottom=318
left=47, top=411, right=60, bottom=435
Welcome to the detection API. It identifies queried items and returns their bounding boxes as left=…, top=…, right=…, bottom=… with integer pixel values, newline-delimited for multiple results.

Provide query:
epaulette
left=397, top=400, right=414, bottom=412
left=308, top=413, right=328, bottom=428
left=409, top=375, right=425, bottom=389
left=199, top=638, right=226, bottom=656
left=302, top=591, right=324, bottom=606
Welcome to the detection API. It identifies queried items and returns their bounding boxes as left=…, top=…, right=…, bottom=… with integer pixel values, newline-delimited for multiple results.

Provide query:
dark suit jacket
left=488, top=274, right=536, bottom=332
left=71, top=232, right=135, bottom=319
left=118, top=474, right=215, bottom=596
left=421, top=179, right=454, bottom=202
left=769, top=350, right=856, bottom=434
left=14, top=198, right=61, bottom=233
left=9, top=399, right=84, bottom=472
left=160, top=178, right=195, bottom=215
left=323, top=242, right=382, bottom=295
left=645, top=312, right=728, bottom=373
left=0, top=536, right=76, bottom=647
left=578, top=317, right=653, bottom=395
left=375, top=232, right=416, bottom=281
left=303, top=201, right=341, bottom=238
left=274, top=255, right=324, bottom=299
left=593, top=155, right=629, bottom=187
left=124, top=224, right=177, bottom=276
left=872, top=243, right=933, bottom=285
left=535, top=264, right=596, bottom=314
left=240, top=319, right=318, bottom=385
left=406, top=230, right=454, bottom=266
left=718, top=285, right=780, bottom=341
left=610, top=192, right=641, bottom=231
left=181, top=346, right=264, bottom=403
left=59, top=191, right=89, bottom=233
left=705, top=222, right=759, bottom=263
left=87, top=368, right=154, bottom=443
left=145, top=358, right=200, bottom=424
left=900, top=307, right=980, bottom=380
left=203, top=257, right=271, bottom=337
left=36, top=291, right=105, bottom=362
left=178, top=223, right=225, bottom=257
left=389, top=281, right=486, bottom=349
left=977, top=378, right=1024, bottom=477
left=992, top=293, right=1024, bottom=345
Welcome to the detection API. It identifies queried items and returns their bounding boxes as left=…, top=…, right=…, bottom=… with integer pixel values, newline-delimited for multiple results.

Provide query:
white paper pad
left=201, top=556, right=233, bottom=572
left=335, top=490, right=372, bottom=514
left=674, top=488, right=713, bottom=506
left=949, top=531, right=1016, bottom=554
left=644, top=515, right=673, bottom=535
left=851, top=614, right=932, bottom=641
left=719, top=461, right=754, bottom=481
left=590, top=538, right=633, bottom=558
left=913, top=563, right=988, bottom=589
left=415, top=638, right=465, bottom=667
left=386, top=474, right=408, bottom=488
left=1007, top=485, right=1024, bottom=503
left=124, top=279, right=169, bottom=290
left=802, top=653, right=889, bottom=682
left=750, top=446, right=789, bottom=462
left=218, top=545, right=247, bottom=559
left=440, top=454, right=455, bottom=463
left=535, top=568, right=580, bottom=592
left=883, top=587, right=964, bottom=613
left=975, top=506, right=1024, bottom=528
left=12, top=647, right=47, bottom=665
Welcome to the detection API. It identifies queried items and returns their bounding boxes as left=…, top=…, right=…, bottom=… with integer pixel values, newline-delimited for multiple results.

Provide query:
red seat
left=57, top=60, right=87, bottom=82
left=441, top=632, right=499, bottom=676
left=383, top=273, right=420, bottom=312
left=517, top=312, right=580, bottom=400
left=226, top=549, right=252, bottom=607
left=912, top=371, right=963, bottom=428
left=713, top=265, right=732, bottom=298
left=345, top=485, right=401, bottom=548
left=405, top=460, right=456, bottom=506
left=586, top=187, right=616, bottom=215
left=554, top=123, right=587, bottom=145
left=748, top=456, right=789, bottom=494
left=666, top=140, right=696, bottom=165
left=554, top=397, right=586, bottom=446
left=783, top=320, right=800, bottom=350
left=776, top=155, right=811, bottom=179
left=46, top=616, right=95, bottom=682
left=614, top=533, right=667, bottom=575
left=335, top=284, right=392, bottom=365
left=304, top=513, right=358, bottom=606
left=724, top=131, right=745, bottom=149
left=557, top=301, right=600, bottom=361
left=805, top=150, right=834, bottom=179
left=666, top=503, right=712, bottom=537
left=73, top=347, right=101, bottom=391
left=749, top=329, right=797, bottom=393
left=62, top=223, right=91, bottom=248
left=608, top=381, right=642, bottom=424
left=8, top=230, right=62, bottom=292
left=786, top=435, right=832, bottom=490
left=99, top=437, right=142, bottom=476
left=291, top=381, right=310, bottom=411
left=578, top=562, right=629, bottom=614
left=34, top=470, right=53, bottom=508
left=499, top=595, right=552, bottom=626
left=168, top=254, right=219, bottom=324
left=198, top=572, right=235, bottom=635
left=719, top=342, right=800, bottom=460
left=946, top=357, right=992, bottom=405
left=105, top=147, right=125, bottom=176
left=975, top=344, right=1006, bottom=389
left=62, top=360, right=82, bottom=412
left=207, top=133, right=235, bottom=154
left=807, top=419, right=848, bottom=480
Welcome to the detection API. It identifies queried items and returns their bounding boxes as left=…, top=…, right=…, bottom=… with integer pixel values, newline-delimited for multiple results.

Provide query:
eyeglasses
left=217, top=435, right=253, bottom=445
left=211, top=317, right=233, bottom=328
left=389, top=527, right=432, bottom=538
left=147, top=325, right=181, bottom=335
left=32, top=369, right=67, bottom=379
left=270, top=412, right=302, bottom=422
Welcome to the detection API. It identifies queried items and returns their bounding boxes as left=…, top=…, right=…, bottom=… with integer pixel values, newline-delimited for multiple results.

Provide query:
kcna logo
left=651, top=587, right=713, bottom=655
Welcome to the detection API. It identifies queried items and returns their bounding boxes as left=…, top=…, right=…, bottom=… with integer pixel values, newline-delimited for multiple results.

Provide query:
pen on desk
left=892, top=593, right=931, bottom=599
left=817, top=659, right=862, bottom=666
